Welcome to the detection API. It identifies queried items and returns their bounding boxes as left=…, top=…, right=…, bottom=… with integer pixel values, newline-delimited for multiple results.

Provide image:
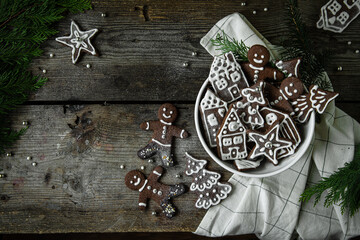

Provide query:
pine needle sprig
left=210, top=31, right=249, bottom=61
left=0, top=0, right=92, bottom=154
left=300, top=145, right=360, bottom=217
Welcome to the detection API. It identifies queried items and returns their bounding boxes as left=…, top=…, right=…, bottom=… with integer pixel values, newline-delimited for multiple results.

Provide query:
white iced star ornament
left=55, top=21, right=98, bottom=64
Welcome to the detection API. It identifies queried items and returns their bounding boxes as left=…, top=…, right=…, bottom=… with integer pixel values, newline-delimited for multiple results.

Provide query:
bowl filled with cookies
left=194, top=45, right=338, bottom=178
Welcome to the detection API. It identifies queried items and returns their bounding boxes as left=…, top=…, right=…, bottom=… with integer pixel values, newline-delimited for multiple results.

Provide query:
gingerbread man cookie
left=138, top=103, right=189, bottom=167
left=241, top=45, right=284, bottom=84
left=125, top=166, right=186, bottom=218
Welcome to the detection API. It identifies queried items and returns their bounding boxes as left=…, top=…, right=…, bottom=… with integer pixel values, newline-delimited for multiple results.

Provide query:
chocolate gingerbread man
left=241, top=44, right=284, bottom=84
left=137, top=103, right=189, bottom=167
left=125, top=166, right=186, bottom=218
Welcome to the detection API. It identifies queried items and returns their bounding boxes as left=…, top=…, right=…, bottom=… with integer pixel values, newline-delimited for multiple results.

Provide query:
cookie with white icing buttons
left=199, top=89, right=228, bottom=147
left=275, top=58, right=301, bottom=78
left=247, top=124, right=293, bottom=165
left=184, top=152, right=231, bottom=209
left=216, top=106, right=248, bottom=160
left=241, top=45, right=285, bottom=84
left=137, top=103, right=189, bottom=167
left=292, top=85, right=339, bottom=123
left=125, top=166, right=186, bottom=218
left=208, top=52, right=249, bottom=102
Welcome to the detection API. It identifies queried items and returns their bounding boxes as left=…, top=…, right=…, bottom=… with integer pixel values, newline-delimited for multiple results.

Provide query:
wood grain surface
left=1, top=0, right=360, bottom=235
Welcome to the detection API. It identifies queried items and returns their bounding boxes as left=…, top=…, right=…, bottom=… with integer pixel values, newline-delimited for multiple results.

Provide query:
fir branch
left=300, top=145, right=360, bottom=217
left=210, top=31, right=249, bottom=61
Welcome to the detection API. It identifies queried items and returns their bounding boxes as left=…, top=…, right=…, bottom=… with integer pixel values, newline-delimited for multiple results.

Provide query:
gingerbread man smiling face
left=247, top=45, right=270, bottom=68
left=158, top=103, right=178, bottom=123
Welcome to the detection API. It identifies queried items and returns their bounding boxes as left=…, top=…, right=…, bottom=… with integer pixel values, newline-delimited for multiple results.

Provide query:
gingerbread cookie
left=291, top=85, right=339, bottom=123
left=216, top=106, right=248, bottom=160
left=125, top=166, right=186, bottom=218
left=234, top=158, right=263, bottom=171
left=208, top=52, right=249, bottom=102
left=241, top=45, right=284, bottom=84
left=248, top=124, right=293, bottom=165
left=260, top=107, right=301, bottom=159
left=137, top=103, right=189, bottom=167
left=275, top=58, right=301, bottom=78
left=200, top=89, right=228, bottom=147
left=184, top=153, right=231, bottom=209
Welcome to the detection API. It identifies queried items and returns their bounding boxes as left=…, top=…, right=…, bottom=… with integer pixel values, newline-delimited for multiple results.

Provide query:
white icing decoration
left=134, top=178, right=141, bottom=186
left=265, top=113, right=278, bottom=125
left=194, top=182, right=232, bottom=209
left=190, top=169, right=221, bottom=191
left=162, top=113, right=171, bottom=119
left=153, top=170, right=161, bottom=176
left=234, top=158, right=263, bottom=170
left=55, top=21, right=98, bottom=64
left=138, top=180, right=148, bottom=192
left=180, top=129, right=185, bottom=138
left=309, top=85, right=339, bottom=114
left=207, top=113, right=218, bottom=127
left=139, top=203, right=146, bottom=207
left=184, top=152, right=207, bottom=175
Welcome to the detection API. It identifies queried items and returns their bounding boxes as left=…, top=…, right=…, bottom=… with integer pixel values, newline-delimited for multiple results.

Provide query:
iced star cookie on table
left=208, top=52, right=249, bottom=102
left=137, top=103, right=189, bottom=167
left=184, top=153, right=231, bottom=209
left=55, top=21, right=98, bottom=64
left=125, top=166, right=185, bottom=218
left=199, top=89, right=228, bottom=147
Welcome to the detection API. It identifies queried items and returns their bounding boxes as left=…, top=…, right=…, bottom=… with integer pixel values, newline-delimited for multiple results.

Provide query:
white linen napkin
left=195, top=13, right=360, bottom=240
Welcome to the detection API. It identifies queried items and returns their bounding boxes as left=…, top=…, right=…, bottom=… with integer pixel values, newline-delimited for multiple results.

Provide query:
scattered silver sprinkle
left=6, top=153, right=12, bottom=157
left=0, top=174, right=6, bottom=178
left=175, top=174, right=182, bottom=178
left=241, top=2, right=246, bottom=6
left=42, top=69, right=47, bottom=74
left=355, top=50, right=359, bottom=54
left=192, top=51, right=198, bottom=56
left=26, top=156, right=32, bottom=160
left=49, top=53, right=54, bottom=58
left=101, top=13, right=107, bottom=17
left=253, top=10, right=257, bottom=14
left=31, top=162, right=37, bottom=167
left=148, top=159, right=153, bottom=163
left=182, top=62, right=189, bottom=67
left=140, top=166, right=145, bottom=170
left=337, top=66, right=343, bottom=71
left=347, top=41, right=352, bottom=45
left=22, top=121, right=29, bottom=126
left=264, top=7, right=268, bottom=11
left=86, top=64, right=91, bottom=68
left=120, top=165, right=125, bottom=169
left=152, top=211, right=157, bottom=216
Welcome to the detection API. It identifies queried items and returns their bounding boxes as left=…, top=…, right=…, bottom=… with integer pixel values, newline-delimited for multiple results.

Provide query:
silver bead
left=6, top=152, right=12, bottom=157
left=182, top=62, right=189, bottom=67
left=252, top=10, right=257, bottom=14
left=147, top=159, right=153, bottom=163
left=176, top=174, right=182, bottom=178
left=337, top=66, right=343, bottom=71
left=49, top=53, right=54, bottom=58
left=26, top=156, right=32, bottom=160
left=120, top=165, right=125, bottom=169
left=140, top=166, right=145, bottom=170
left=241, top=2, right=246, bottom=6
left=355, top=50, right=359, bottom=54
left=101, top=13, right=107, bottom=17
left=347, top=41, right=352, bottom=45
left=42, top=69, right=47, bottom=74
left=86, top=64, right=91, bottom=68
left=31, top=162, right=37, bottom=167
left=0, top=174, right=6, bottom=178
left=191, top=51, right=198, bottom=56
left=151, top=211, right=157, bottom=216
left=264, top=7, right=268, bottom=11
left=22, top=121, right=29, bottom=126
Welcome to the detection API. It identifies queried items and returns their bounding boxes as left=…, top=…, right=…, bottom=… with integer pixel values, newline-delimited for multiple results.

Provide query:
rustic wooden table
left=1, top=0, right=359, bottom=237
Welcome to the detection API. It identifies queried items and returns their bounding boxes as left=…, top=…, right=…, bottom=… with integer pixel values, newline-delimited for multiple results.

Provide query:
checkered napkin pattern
left=195, top=13, right=360, bottom=240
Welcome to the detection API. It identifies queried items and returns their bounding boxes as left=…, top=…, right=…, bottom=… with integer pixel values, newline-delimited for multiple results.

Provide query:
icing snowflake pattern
left=56, top=21, right=98, bottom=64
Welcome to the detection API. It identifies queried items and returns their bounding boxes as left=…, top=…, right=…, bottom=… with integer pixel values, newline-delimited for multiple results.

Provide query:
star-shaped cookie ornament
left=248, top=124, right=292, bottom=165
left=55, top=21, right=98, bottom=64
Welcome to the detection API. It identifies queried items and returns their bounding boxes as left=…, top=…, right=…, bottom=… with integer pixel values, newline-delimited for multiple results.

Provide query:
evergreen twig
left=300, top=145, right=360, bottom=217
left=210, top=31, right=249, bottom=61
left=0, top=0, right=92, bottom=154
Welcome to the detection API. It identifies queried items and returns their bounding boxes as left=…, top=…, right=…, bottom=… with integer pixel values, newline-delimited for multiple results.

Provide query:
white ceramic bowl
left=194, top=78, right=315, bottom=178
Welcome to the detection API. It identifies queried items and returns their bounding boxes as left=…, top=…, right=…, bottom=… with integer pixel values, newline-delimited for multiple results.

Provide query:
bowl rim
left=194, top=78, right=315, bottom=178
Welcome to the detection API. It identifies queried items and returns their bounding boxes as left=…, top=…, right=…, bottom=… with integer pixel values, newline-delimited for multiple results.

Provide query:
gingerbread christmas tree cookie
left=125, top=166, right=186, bottom=218
left=137, top=103, right=189, bottom=167
left=184, top=153, right=231, bottom=209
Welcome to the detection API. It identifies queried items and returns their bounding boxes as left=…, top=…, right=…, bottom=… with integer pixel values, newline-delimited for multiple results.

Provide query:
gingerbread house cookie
left=199, top=89, right=228, bottom=147
left=208, top=52, right=249, bottom=102
left=216, top=106, right=247, bottom=160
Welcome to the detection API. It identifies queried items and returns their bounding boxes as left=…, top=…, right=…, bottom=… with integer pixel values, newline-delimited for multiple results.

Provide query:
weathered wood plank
left=27, top=0, right=360, bottom=102
left=1, top=102, right=359, bottom=233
